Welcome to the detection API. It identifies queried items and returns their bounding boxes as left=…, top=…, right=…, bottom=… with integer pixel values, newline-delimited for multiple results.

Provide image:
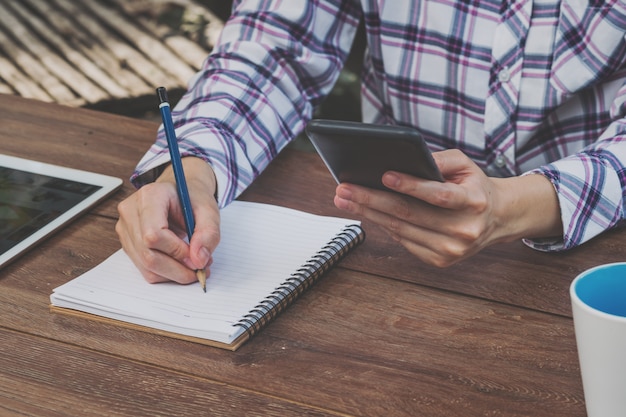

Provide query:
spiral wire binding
left=235, top=224, right=365, bottom=339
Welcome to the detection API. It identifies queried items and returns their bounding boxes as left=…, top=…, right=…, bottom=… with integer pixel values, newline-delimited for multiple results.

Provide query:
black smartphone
left=305, top=119, right=443, bottom=191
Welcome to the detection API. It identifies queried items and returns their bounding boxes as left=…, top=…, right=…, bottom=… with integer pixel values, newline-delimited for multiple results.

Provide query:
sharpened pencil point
left=197, top=269, right=207, bottom=293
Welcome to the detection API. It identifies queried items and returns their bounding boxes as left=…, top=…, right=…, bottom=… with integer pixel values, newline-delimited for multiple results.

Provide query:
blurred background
left=0, top=0, right=364, bottom=143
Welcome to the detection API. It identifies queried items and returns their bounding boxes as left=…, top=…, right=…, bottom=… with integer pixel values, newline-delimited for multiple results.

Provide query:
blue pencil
left=156, top=87, right=207, bottom=292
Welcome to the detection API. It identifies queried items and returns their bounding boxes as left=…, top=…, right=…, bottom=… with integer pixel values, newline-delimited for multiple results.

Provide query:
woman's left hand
left=333, top=149, right=562, bottom=267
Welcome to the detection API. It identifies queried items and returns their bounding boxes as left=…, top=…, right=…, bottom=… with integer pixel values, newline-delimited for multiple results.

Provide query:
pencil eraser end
left=156, top=87, right=169, bottom=104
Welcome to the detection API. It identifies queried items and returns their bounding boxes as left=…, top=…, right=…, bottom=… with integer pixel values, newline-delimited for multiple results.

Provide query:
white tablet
left=0, top=155, right=123, bottom=268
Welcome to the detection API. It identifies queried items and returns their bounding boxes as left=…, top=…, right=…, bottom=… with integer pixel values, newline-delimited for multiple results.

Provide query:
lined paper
left=51, top=201, right=361, bottom=345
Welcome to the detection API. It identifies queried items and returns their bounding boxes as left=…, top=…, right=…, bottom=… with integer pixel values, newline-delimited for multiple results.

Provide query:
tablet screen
left=0, top=167, right=101, bottom=252
left=0, top=155, right=122, bottom=268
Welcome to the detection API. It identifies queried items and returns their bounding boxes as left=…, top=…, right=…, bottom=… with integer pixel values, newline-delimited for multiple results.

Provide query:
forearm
left=131, top=0, right=360, bottom=205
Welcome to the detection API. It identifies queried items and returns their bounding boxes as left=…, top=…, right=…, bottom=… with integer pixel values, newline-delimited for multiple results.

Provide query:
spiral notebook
left=50, top=201, right=364, bottom=351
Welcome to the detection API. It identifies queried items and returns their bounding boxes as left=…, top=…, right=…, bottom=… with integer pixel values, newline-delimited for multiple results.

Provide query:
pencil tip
left=196, top=269, right=207, bottom=293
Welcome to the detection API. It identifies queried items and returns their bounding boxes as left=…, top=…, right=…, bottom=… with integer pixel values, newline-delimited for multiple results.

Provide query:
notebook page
left=51, top=201, right=359, bottom=344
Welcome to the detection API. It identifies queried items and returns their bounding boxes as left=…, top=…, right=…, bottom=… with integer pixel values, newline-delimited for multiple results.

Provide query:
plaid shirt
left=132, top=0, right=626, bottom=251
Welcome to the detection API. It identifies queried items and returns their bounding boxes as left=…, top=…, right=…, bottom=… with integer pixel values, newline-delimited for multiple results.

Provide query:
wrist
left=491, top=173, right=563, bottom=243
left=157, top=156, right=218, bottom=201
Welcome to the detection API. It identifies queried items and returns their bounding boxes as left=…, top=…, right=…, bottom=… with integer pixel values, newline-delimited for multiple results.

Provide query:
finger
left=374, top=212, right=479, bottom=267
left=335, top=182, right=443, bottom=229
left=135, top=246, right=199, bottom=285
left=116, top=219, right=196, bottom=284
left=116, top=184, right=199, bottom=284
left=347, top=198, right=437, bottom=248
left=393, top=232, right=471, bottom=268
left=188, top=211, right=220, bottom=271
left=133, top=183, right=194, bottom=263
left=185, top=174, right=221, bottom=271
left=334, top=184, right=364, bottom=215
left=352, top=203, right=469, bottom=267
left=382, top=171, right=471, bottom=211
left=336, top=181, right=480, bottom=242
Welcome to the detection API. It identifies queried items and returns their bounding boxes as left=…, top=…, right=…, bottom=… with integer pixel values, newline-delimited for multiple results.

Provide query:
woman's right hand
left=116, top=157, right=221, bottom=284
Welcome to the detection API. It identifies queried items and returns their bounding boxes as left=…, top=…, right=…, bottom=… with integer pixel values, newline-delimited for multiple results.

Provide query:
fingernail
left=383, top=172, right=400, bottom=187
left=336, top=186, right=352, bottom=200
left=334, top=195, right=350, bottom=210
left=197, top=247, right=211, bottom=267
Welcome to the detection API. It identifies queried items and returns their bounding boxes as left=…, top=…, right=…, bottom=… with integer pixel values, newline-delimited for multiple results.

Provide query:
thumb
left=189, top=214, right=220, bottom=270
left=187, top=182, right=220, bottom=271
left=432, top=149, right=478, bottom=180
left=177, top=157, right=220, bottom=270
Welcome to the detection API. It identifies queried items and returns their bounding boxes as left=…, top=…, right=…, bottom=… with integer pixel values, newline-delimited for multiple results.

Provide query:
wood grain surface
left=1, top=94, right=614, bottom=416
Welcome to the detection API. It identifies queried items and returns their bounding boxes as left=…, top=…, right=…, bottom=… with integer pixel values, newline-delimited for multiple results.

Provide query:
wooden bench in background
left=0, top=0, right=225, bottom=117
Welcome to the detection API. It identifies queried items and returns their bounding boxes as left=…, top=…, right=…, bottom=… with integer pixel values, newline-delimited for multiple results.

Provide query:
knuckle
left=358, top=190, right=371, bottom=205
left=456, top=223, right=483, bottom=242
left=114, top=219, right=123, bottom=238
left=140, top=248, right=160, bottom=273
left=137, top=183, right=163, bottom=205
left=439, top=241, right=469, bottom=262
left=431, top=188, right=454, bottom=207
left=142, top=229, right=161, bottom=248
left=450, top=149, right=465, bottom=158
left=116, top=199, right=127, bottom=215
left=386, top=216, right=402, bottom=233
left=143, top=273, right=164, bottom=285
left=470, top=194, right=489, bottom=212
left=429, top=254, right=456, bottom=268
left=391, top=199, right=412, bottom=220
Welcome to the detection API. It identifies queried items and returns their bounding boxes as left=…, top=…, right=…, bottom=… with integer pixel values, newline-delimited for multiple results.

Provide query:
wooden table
left=2, top=94, right=620, bottom=416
